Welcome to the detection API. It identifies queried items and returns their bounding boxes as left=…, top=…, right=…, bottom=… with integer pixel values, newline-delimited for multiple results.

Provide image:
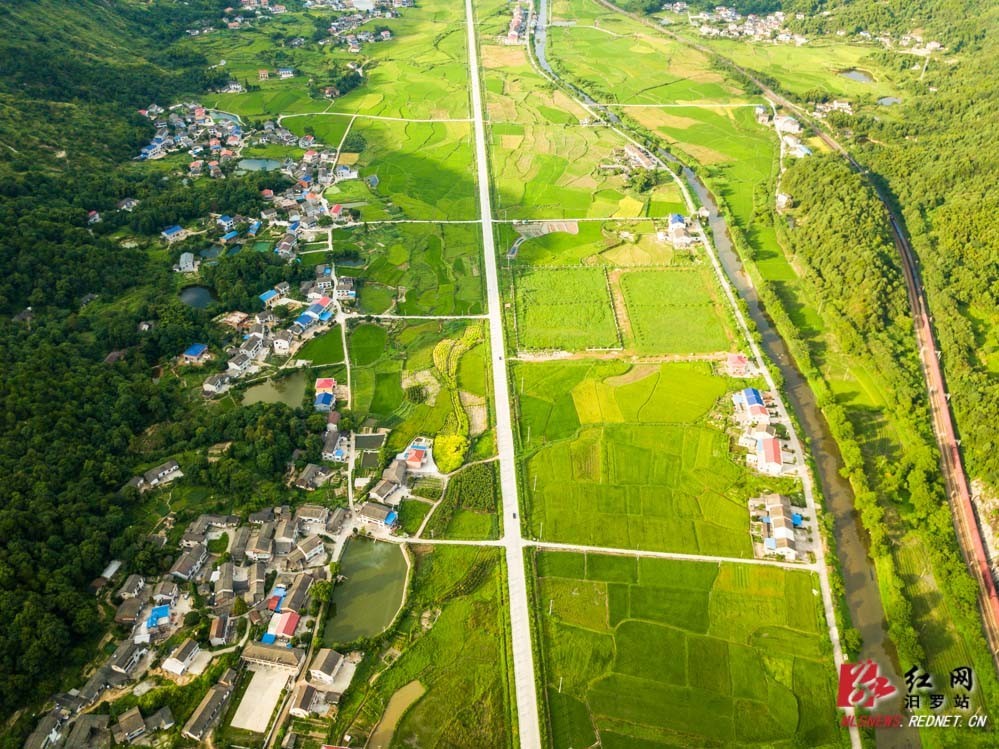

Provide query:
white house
left=163, top=639, right=200, bottom=676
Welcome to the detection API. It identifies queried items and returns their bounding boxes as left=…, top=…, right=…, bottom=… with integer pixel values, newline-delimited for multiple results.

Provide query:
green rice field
left=516, top=360, right=796, bottom=555
left=534, top=550, right=844, bottom=748
left=513, top=268, right=619, bottom=350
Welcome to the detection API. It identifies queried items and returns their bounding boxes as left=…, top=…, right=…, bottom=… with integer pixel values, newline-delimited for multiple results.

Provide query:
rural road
left=532, top=3, right=858, bottom=747
left=638, top=4, right=999, bottom=662
left=464, top=0, right=543, bottom=745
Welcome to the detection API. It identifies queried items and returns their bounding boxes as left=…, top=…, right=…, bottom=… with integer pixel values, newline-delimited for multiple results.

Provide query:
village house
left=296, top=463, right=335, bottom=491
left=111, top=707, right=147, bottom=745
left=169, top=543, right=208, bottom=581
left=203, top=372, right=233, bottom=397
left=182, top=343, right=210, bottom=365
left=247, top=522, right=275, bottom=562
left=161, top=225, right=186, bottom=243
left=152, top=579, right=179, bottom=604
left=283, top=573, right=313, bottom=614
left=755, top=435, right=784, bottom=476
left=760, top=493, right=800, bottom=560
left=290, top=684, right=324, bottom=718
left=309, top=648, right=345, bottom=685
left=108, top=639, right=148, bottom=676
left=732, top=387, right=770, bottom=425
left=181, top=671, right=235, bottom=741
left=209, top=615, right=231, bottom=646
left=359, top=501, right=397, bottom=528
left=116, top=574, right=145, bottom=600
left=114, top=597, right=144, bottom=626
left=335, top=275, right=357, bottom=302
left=241, top=641, right=305, bottom=670
left=163, top=638, right=200, bottom=676
left=295, top=503, right=329, bottom=528
left=63, top=714, right=111, bottom=748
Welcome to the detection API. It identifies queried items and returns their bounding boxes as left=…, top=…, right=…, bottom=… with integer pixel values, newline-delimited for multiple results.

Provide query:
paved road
left=631, top=3, right=999, bottom=663
left=464, top=0, right=543, bottom=745
left=535, top=4, right=859, bottom=747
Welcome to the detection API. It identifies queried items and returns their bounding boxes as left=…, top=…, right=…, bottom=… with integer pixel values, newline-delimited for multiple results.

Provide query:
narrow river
left=533, top=0, right=918, bottom=744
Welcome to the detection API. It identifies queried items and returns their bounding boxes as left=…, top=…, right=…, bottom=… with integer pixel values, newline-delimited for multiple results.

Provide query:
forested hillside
left=839, top=14, right=999, bottom=492
left=0, top=0, right=238, bottom=726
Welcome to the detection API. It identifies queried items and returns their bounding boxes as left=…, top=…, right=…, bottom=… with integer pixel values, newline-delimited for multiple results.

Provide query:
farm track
left=593, top=0, right=999, bottom=674
left=531, top=2, right=861, bottom=746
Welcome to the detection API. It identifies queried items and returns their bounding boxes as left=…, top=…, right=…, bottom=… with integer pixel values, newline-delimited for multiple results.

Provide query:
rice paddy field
left=549, top=25, right=747, bottom=105
left=318, top=119, right=477, bottom=221
left=619, top=268, right=736, bottom=354
left=515, top=360, right=797, bottom=556
left=192, top=0, right=470, bottom=120
left=496, top=220, right=686, bottom=266
left=533, top=550, right=844, bottom=749
left=477, top=1, right=679, bottom=220
left=331, top=546, right=515, bottom=748
left=513, top=267, right=619, bottom=351
left=295, top=325, right=345, bottom=365
left=332, top=222, right=485, bottom=315
left=348, top=320, right=494, bottom=459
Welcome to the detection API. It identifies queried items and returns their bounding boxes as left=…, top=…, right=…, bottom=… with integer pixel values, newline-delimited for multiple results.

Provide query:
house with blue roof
left=182, top=343, right=209, bottom=364
left=220, top=230, right=240, bottom=244
left=314, top=392, right=334, bottom=412
left=247, top=221, right=262, bottom=236
left=217, top=215, right=235, bottom=232
left=161, top=225, right=185, bottom=243
left=259, top=289, right=279, bottom=307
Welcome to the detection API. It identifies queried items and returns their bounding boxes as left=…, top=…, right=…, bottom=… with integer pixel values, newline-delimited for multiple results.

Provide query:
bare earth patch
left=402, top=369, right=441, bottom=406
left=460, top=391, right=488, bottom=436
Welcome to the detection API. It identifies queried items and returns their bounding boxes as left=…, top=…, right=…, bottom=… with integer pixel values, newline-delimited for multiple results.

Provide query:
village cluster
left=26, top=420, right=442, bottom=748
left=754, top=107, right=813, bottom=159
left=724, top=353, right=812, bottom=562
left=135, top=102, right=363, bottom=202
left=659, top=4, right=808, bottom=45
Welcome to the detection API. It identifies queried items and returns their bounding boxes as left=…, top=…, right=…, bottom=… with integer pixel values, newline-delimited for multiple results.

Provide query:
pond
left=324, top=539, right=408, bottom=644
left=179, top=285, right=217, bottom=309
left=241, top=370, right=308, bottom=407
left=237, top=158, right=282, bottom=172
left=368, top=680, right=426, bottom=749
left=209, top=110, right=240, bottom=123
left=878, top=96, right=902, bottom=106
left=839, top=68, right=873, bottom=83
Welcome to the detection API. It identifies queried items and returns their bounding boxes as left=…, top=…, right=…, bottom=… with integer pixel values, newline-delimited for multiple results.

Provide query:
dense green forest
left=0, top=0, right=312, bottom=732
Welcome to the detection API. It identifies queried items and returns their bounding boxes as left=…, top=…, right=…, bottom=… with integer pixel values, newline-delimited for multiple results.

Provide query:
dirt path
left=606, top=268, right=634, bottom=345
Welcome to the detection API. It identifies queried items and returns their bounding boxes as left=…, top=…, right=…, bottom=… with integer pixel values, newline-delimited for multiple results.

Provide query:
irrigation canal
left=531, top=1, right=918, bottom=744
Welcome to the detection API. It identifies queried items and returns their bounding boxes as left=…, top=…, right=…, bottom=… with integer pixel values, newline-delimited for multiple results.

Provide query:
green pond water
left=241, top=370, right=308, bottom=407
left=324, top=539, right=408, bottom=644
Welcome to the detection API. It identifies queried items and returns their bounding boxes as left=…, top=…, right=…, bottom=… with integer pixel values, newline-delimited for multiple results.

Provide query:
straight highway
left=463, top=0, right=543, bottom=745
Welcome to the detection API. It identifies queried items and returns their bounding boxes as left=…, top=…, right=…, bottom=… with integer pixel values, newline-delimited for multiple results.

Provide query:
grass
left=398, top=499, right=432, bottom=535
left=534, top=550, right=844, bottom=748
left=516, top=359, right=798, bottom=556
left=323, top=119, right=477, bottom=221
left=348, top=320, right=492, bottom=461
left=620, top=268, right=735, bottom=353
left=296, top=325, right=345, bottom=365
left=514, top=268, right=619, bottom=350
left=333, top=223, right=485, bottom=315
left=189, top=0, right=471, bottom=120
left=331, top=545, right=514, bottom=748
